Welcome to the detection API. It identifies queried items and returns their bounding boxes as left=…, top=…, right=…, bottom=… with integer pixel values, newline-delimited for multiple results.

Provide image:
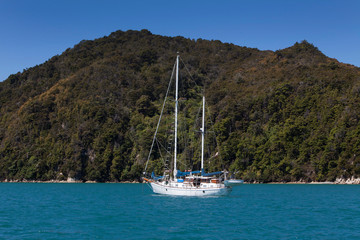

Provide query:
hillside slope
left=1, top=29, right=360, bottom=182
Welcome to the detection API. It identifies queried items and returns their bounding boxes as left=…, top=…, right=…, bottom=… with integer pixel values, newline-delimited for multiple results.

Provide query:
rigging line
left=181, top=99, right=202, bottom=170
left=178, top=161, right=187, bottom=168
left=206, top=105, right=224, bottom=169
left=182, top=114, right=190, bottom=171
left=155, top=138, right=167, bottom=167
left=180, top=113, right=190, bottom=170
left=145, top=182, right=153, bottom=190
left=156, top=138, right=172, bottom=156
left=144, top=61, right=176, bottom=172
left=193, top=100, right=202, bottom=130
left=179, top=56, right=200, bottom=89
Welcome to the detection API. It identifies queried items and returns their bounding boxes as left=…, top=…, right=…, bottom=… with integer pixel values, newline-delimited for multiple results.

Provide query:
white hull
left=224, top=179, right=244, bottom=186
left=150, top=181, right=232, bottom=196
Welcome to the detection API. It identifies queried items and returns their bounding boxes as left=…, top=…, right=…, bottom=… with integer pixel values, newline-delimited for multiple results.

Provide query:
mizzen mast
left=201, top=95, right=205, bottom=173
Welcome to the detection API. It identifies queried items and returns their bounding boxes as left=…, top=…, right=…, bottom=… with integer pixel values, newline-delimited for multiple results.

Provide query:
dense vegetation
left=1, top=29, right=360, bottom=182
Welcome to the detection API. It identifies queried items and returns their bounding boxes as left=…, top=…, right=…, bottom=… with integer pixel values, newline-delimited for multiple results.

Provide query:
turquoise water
left=1, top=183, right=360, bottom=239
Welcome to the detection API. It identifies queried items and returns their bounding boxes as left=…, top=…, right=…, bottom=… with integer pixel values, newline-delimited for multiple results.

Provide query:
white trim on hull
left=150, top=182, right=232, bottom=196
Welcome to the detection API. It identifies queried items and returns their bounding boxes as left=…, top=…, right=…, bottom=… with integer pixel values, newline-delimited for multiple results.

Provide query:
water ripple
left=1, top=183, right=360, bottom=239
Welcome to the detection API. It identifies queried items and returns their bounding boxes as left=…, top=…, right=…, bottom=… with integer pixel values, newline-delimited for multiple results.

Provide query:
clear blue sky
left=0, top=0, right=359, bottom=81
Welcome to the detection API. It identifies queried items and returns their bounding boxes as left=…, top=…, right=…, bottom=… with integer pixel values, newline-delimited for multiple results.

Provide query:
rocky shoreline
left=1, top=177, right=140, bottom=183
left=2, top=177, right=360, bottom=184
left=251, top=177, right=360, bottom=184
left=334, top=177, right=360, bottom=184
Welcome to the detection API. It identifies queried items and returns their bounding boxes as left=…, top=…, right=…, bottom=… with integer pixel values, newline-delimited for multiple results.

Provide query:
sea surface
left=0, top=183, right=360, bottom=240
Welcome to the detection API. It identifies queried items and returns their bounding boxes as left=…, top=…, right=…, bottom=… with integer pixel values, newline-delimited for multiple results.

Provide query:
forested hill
left=1, top=29, right=360, bottom=182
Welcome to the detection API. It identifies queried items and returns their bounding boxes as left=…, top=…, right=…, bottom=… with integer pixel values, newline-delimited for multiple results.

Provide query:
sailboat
left=143, top=54, right=235, bottom=196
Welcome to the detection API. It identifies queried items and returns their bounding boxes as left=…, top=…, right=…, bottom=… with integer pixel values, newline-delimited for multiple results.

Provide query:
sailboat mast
left=173, top=54, right=179, bottom=179
left=201, top=95, right=205, bottom=172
